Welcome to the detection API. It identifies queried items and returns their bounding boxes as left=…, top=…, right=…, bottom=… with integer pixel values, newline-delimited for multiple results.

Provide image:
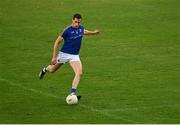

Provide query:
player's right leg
left=39, top=51, right=66, bottom=80
left=39, top=63, right=63, bottom=79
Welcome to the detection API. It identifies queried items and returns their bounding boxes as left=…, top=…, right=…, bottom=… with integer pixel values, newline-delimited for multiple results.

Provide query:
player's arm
left=52, top=35, right=63, bottom=65
left=84, top=29, right=100, bottom=35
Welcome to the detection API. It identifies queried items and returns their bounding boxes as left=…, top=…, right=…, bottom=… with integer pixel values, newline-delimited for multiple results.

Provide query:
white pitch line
left=0, top=77, right=60, bottom=99
left=0, top=77, right=137, bottom=123
left=100, top=104, right=180, bottom=112
left=79, top=104, right=137, bottom=123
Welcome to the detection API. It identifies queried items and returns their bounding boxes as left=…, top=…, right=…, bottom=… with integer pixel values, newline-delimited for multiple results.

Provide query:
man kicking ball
left=39, top=13, right=99, bottom=100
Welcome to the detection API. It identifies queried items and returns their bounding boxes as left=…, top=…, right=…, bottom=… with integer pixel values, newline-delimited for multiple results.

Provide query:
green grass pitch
left=0, top=0, right=180, bottom=123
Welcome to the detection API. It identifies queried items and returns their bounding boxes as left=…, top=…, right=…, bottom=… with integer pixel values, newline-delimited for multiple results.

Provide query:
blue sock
left=71, top=88, right=76, bottom=95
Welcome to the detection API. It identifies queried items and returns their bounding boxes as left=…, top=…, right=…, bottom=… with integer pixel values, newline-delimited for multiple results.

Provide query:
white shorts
left=57, top=51, right=80, bottom=64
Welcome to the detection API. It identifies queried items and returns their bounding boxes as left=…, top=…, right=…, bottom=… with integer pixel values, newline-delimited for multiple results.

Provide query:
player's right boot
left=39, top=67, right=47, bottom=80
left=77, top=95, right=82, bottom=101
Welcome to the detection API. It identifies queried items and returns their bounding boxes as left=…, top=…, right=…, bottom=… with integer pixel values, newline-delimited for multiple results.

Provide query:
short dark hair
left=73, top=13, right=82, bottom=20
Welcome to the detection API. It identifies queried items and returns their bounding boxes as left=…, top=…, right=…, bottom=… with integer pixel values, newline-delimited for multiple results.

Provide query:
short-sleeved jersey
left=60, top=25, right=84, bottom=55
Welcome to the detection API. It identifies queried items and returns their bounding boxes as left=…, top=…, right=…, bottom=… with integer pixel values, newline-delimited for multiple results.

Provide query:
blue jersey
left=60, top=25, right=84, bottom=55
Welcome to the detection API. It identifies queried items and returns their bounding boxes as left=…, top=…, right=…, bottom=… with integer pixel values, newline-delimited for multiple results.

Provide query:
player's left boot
left=39, top=67, right=47, bottom=80
left=77, top=95, right=82, bottom=101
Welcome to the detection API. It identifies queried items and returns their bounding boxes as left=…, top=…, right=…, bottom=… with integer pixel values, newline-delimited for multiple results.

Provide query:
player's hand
left=52, top=57, right=57, bottom=65
left=94, top=30, right=100, bottom=35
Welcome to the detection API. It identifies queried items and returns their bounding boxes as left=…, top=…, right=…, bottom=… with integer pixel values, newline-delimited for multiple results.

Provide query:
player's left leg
left=69, top=61, right=83, bottom=95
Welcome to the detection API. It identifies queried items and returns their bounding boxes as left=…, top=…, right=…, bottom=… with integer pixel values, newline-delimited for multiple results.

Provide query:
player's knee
left=76, top=71, right=83, bottom=77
